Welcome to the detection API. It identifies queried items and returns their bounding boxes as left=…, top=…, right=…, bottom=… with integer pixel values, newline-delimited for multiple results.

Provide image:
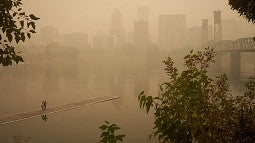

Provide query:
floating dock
left=0, top=96, right=119, bottom=125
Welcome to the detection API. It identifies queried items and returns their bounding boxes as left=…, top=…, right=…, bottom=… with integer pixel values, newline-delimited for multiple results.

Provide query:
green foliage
left=99, top=121, right=126, bottom=143
left=139, top=47, right=255, bottom=143
left=228, top=0, right=255, bottom=23
left=0, top=0, right=39, bottom=66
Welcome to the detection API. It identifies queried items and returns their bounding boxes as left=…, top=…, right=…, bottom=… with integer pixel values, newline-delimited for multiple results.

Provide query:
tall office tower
left=110, top=9, right=125, bottom=47
left=201, top=19, right=209, bottom=47
left=158, top=15, right=186, bottom=49
left=213, top=10, right=222, bottom=42
left=188, top=26, right=202, bottom=48
left=137, top=6, right=149, bottom=21
left=134, top=20, right=149, bottom=46
left=222, top=19, right=242, bottom=40
left=134, top=6, right=150, bottom=46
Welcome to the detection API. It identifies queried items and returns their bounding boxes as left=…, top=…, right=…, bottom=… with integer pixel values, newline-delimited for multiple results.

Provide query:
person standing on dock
left=43, top=100, right=47, bottom=111
left=41, top=101, right=44, bottom=111
left=41, top=100, right=47, bottom=111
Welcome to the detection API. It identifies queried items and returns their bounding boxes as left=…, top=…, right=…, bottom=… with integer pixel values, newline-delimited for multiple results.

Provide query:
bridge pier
left=212, top=52, right=222, bottom=75
left=230, top=52, right=241, bottom=79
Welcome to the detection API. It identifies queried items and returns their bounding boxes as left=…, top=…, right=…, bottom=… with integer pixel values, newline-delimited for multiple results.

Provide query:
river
left=0, top=47, right=253, bottom=143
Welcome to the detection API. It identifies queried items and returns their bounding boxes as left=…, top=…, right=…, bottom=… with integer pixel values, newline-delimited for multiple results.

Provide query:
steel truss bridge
left=209, top=37, right=255, bottom=52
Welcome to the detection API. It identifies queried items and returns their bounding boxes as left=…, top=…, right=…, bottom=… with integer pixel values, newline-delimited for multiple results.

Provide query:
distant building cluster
left=24, top=7, right=255, bottom=51
left=63, top=33, right=89, bottom=48
left=158, top=15, right=186, bottom=49
left=134, top=6, right=150, bottom=47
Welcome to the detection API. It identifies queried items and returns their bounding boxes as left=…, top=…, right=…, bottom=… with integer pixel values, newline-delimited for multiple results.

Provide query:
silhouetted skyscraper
left=110, top=9, right=125, bottom=47
left=188, top=26, right=202, bottom=48
left=134, top=21, right=149, bottom=47
left=201, top=19, right=209, bottom=47
left=213, top=10, right=222, bottom=42
left=137, top=6, right=149, bottom=21
left=158, top=15, right=186, bottom=49
left=134, top=6, right=150, bottom=47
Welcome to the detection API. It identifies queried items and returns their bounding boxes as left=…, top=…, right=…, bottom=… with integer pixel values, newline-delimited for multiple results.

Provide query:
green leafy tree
left=99, top=121, right=126, bottom=143
left=0, top=0, right=39, bottom=66
left=228, top=0, right=255, bottom=23
left=139, top=48, right=255, bottom=143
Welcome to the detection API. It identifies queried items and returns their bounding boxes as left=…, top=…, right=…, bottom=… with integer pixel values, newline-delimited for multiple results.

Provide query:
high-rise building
left=110, top=9, right=125, bottom=47
left=201, top=19, right=209, bottom=47
left=63, top=32, right=89, bottom=48
left=137, top=6, right=149, bottom=21
left=158, top=15, right=186, bottom=49
left=222, top=19, right=242, bottom=40
left=134, top=6, right=150, bottom=47
left=213, top=10, right=222, bottom=42
left=188, top=26, right=202, bottom=48
left=134, top=21, right=149, bottom=47
left=93, top=35, right=114, bottom=49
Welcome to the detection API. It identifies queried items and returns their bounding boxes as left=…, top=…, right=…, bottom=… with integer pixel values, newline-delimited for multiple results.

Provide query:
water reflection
left=108, top=70, right=126, bottom=109
left=41, top=115, right=48, bottom=122
left=13, top=135, right=32, bottom=143
left=0, top=47, right=254, bottom=142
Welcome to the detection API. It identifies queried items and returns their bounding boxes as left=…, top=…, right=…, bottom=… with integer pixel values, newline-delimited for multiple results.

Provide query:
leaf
left=16, top=56, right=24, bottom=62
left=30, top=30, right=36, bottom=33
left=7, top=33, right=13, bottom=42
left=146, top=96, right=153, bottom=113
left=21, top=33, right=25, bottom=42
left=138, top=91, right=144, bottom=100
left=99, top=125, right=107, bottom=130
left=27, top=33, right=31, bottom=39
left=20, top=21, right=24, bottom=28
left=29, top=14, right=40, bottom=20
left=139, top=95, right=145, bottom=108
left=31, top=22, right=35, bottom=29
left=13, top=12, right=17, bottom=17
left=15, top=36, right=20, bottom=43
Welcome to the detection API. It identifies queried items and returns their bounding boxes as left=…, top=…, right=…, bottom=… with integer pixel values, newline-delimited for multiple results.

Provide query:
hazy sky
left=23, top=0, right=247, bottom=39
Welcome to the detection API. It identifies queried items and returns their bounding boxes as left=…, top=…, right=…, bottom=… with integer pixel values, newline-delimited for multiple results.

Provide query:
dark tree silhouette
left=0, top=0, right=39, bottom=66
left=139, top=48, right=255, bottom=143
left=228, top=0, right=255, bottom=23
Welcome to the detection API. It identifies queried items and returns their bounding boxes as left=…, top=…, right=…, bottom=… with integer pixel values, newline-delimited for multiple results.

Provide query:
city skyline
left=22, top=0, right=251, bottom=36
left=36, top=9, right=255, bottom=50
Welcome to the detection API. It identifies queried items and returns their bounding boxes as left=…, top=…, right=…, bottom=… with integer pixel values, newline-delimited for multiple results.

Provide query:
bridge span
left=209, top=37, right=255, bottom=79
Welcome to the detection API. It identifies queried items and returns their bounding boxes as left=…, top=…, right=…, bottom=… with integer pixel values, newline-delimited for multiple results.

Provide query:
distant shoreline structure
left=0, top=96, right=119, bottom=125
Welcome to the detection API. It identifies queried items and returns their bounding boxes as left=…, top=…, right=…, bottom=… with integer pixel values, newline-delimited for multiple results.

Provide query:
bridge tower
left=201, top=19, right=209, bottom=47
left=213, top=10, right=222, bottom=42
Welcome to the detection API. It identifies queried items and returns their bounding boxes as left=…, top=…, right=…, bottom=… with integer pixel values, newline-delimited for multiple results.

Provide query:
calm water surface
left=0, top=48, right=253, bottom=143
left=0, top=48, right=162, bottom=143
